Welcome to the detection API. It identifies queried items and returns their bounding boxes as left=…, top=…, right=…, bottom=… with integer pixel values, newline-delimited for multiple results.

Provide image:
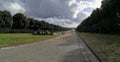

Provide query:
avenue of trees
left=76, top=0, right=120, bottom=33
left=0, top=11, right=67, bottom=33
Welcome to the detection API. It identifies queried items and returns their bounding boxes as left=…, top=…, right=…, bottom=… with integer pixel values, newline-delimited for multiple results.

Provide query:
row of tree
left=76, top=0, right=120, bottom=33
left=0, top=10, right=67, bottom=33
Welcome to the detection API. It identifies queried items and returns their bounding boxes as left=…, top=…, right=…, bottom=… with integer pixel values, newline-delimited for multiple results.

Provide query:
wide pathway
left=0, top=32, right=99, bottom=62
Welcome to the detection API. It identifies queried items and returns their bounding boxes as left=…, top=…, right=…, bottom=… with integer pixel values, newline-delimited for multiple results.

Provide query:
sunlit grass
left=78, top=32, right=120, bottom=62
left=0, top=34, right=56, bottom=47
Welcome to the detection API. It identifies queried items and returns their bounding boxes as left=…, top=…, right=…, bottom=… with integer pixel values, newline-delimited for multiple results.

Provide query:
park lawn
left=78, top=32, right=120, bottom=62
left=0, top=34, right=56, bottom=48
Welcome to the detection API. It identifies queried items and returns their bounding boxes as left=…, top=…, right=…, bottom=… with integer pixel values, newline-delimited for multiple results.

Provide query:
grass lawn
left=0, top=34, right=56, bottom=48
left=78, top=32, right=120, bottom=62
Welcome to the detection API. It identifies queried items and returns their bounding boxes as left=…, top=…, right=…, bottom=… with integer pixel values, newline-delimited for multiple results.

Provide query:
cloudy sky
left=0, top=0, right=102, bottom=28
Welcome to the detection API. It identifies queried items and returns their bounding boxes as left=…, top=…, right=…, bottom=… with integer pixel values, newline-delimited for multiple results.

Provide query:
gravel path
left=0, top=32, right=99, bottom=62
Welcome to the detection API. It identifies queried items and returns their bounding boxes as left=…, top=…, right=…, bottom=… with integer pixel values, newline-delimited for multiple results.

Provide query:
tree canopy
left=0, top=10, right=13, bottom=28
left=13, top=13, right=28, bottom=29
left=76, top=0, right=120, bottom=33
left=0, top=10, right=68, bottom=33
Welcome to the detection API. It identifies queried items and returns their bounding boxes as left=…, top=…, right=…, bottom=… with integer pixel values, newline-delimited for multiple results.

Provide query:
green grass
left=78, top=32, right=120, bottom=62
left=0, top=34, right=56, bottom=48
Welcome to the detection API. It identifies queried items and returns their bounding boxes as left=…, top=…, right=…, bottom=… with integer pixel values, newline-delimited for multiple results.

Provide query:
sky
left=0, top=0, right=102, bottom=28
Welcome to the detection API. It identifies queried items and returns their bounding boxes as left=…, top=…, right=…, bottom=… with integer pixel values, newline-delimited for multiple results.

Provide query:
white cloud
left=9, top=3, right=25, bottom=14
left=93, top=0, right=102, bottom=8
left=36, top=17, right=78, bottom=28
left=0, top=0, right=25, bottom=15
left=0, top=0, right=102, bottom=27
left=10, top=3, right=25, bottom=12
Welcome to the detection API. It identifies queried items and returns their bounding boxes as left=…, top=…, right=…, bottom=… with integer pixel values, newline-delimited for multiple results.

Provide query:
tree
left=0, top=10, right=13, bottom=28
left=77, top=0, right=120, bottom=33
left=13, top=13, right=29, bottom=29
left=0, top=10, right=67, bottom=33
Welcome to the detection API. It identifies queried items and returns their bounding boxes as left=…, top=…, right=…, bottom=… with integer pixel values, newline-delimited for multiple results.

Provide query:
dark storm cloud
left=0, top=0, right=102, bottom=27
left=24, top=0, right=74, bottom=19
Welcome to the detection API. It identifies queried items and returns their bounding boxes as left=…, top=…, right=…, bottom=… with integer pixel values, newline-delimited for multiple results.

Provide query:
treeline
left=76, top=0, right=120, bottom=33
left=0, top=10, right=67, bottom=33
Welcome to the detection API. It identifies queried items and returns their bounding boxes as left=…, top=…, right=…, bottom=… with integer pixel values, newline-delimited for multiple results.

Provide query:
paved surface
left=0, top=32, right=99, bottom=62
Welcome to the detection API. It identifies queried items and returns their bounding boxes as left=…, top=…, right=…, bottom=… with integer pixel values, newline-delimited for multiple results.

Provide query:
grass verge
left=78, top=32, right=120, bottom=62
left=0, top=33, right=57, bottom=48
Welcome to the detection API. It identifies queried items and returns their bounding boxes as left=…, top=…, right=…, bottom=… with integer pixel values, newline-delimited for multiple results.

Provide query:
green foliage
left=0, top=10, right=13, bottom=28
left=0, top=10, right=68, bottom=33
left=76, top=0, right=120, bottom=33
left=13, top=13, right=28, bottom=29
left=27, top=18, right=68, bottom=31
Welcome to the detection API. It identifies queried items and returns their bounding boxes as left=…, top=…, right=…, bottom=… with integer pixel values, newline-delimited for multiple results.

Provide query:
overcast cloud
left=0, top=0, right=102, bottom=27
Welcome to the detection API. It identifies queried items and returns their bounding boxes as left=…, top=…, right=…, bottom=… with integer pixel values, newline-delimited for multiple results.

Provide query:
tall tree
left=13, top=13, right=29, bottom=29
left=0, top=10, right=13, bottom=28
left=77, top=0, right=120, bottom=33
